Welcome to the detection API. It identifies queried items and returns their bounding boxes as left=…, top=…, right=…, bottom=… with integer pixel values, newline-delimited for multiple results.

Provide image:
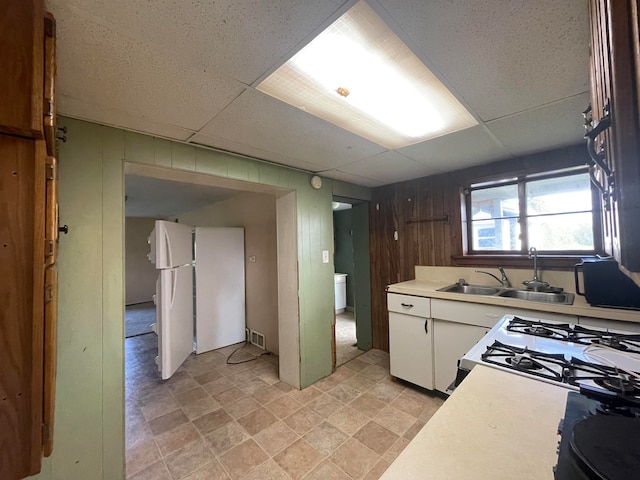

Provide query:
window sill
left=451, top=254, right=600, bottom=270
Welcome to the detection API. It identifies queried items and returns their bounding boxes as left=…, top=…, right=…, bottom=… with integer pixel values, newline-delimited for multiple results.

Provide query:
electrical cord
left=226, top=341, right=270, bottom=365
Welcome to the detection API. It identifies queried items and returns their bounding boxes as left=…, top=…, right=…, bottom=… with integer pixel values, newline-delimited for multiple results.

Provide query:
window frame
left=461, top=166, right=603, bottom=258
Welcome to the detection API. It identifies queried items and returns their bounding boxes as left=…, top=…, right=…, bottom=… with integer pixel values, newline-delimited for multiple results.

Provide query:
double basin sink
left=437, top=283, right=575, bottom=305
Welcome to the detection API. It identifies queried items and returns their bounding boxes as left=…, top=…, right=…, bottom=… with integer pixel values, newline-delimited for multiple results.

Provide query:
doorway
left=123, top=162, right=300, bottom=382
left=332, top=198, right=372, bottom=367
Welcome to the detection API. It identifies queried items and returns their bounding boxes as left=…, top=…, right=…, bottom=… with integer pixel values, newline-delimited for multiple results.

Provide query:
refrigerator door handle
left=163, top=226, right=173, bottom=268
left=170, top=269, right=177, bottom=309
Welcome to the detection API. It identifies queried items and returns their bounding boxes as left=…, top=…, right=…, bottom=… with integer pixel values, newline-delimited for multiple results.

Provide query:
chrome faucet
left=475, top=267, right=511, bottom=288
left=523, top=247, right=549, bottom=291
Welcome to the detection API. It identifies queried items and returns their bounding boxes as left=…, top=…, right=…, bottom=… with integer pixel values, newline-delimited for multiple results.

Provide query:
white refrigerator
left=148, top=220, right=246, bottom=379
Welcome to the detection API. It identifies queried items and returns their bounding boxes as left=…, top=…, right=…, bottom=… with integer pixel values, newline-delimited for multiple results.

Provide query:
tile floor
left=126, top=334, right=445, bottom=480
left=335, top=311, right=363, bottom=366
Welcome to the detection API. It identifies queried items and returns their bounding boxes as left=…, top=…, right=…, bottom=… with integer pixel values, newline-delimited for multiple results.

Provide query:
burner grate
left=481, top=340, right=568, bottom=382
left=570, top=326, right=640, bottom=355
left=506, top=317, right=573, bottom=341
left=564, top=357, right=640, bottom=396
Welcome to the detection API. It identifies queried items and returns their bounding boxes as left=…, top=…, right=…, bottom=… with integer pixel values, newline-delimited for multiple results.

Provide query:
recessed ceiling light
left=257, top=0, right=477, bottom=149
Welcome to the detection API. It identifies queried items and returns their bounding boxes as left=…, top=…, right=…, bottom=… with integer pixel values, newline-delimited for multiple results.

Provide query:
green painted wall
left=30, top=117, right=366, bottom=480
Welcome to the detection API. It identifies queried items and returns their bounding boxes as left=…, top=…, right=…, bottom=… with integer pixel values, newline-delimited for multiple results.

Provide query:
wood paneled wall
left=369, top=144, right=588, bottom=351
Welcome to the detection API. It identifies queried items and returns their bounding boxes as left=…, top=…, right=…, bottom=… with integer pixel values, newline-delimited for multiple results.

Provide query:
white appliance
left=148, top=220, right=246, bottom=379
left=194, top=227, right=245, bottom=353
left=334, top=273, right=347, bottom=314
left=457, top=314, right=640, bottom=391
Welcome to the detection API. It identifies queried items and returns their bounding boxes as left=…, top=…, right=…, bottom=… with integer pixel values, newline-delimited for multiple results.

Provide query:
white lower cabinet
left=433, top=320, right=489, bottom=392
left=388, top=293, right=434, bottom=389
left=389, top=311, right=434, bottom=390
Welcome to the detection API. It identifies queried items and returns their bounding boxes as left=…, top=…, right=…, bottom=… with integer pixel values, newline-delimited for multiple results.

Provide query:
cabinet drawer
left=431, top=299, right=576, bottom=329
left=387, top=293, right=430, bottom=318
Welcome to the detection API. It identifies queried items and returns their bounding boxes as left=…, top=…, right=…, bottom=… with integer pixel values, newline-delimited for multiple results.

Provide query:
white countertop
left=387, top=278, right=640, bottom=323
left=381, top=365, right=568, bottom=480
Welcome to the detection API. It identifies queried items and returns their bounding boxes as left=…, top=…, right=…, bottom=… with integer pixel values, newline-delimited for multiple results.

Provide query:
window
left=464, top=167, right=597, bottom=255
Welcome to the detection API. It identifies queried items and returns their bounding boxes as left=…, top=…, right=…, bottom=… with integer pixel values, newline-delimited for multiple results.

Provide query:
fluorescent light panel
left=257, top=1, right=477, bottom=149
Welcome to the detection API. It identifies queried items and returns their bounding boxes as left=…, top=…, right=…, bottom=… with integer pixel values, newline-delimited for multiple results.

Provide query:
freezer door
left=195, top=227, right=246, bottom=353
left=156, top=266, right=194, bottom=379
left=150, top=220, right=193, bottom=268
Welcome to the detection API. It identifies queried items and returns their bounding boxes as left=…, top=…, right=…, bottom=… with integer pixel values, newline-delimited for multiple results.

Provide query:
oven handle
left=424, top=319, right=428, bottom=335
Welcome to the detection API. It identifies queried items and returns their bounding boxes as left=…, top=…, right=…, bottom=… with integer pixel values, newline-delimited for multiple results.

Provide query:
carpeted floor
left=125, top=302, right=156, bottom=338
left=336, top=311, right=364, bottom=366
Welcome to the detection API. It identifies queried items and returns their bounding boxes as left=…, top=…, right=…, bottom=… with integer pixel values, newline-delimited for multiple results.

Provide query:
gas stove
left=457, top=315, right=640, bottom=393
left=457, top=315, right=640, bottom=480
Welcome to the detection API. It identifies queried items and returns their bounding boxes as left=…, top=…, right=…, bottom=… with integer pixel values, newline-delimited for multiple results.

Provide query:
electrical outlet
left=322, top=250, right=329, bottom=263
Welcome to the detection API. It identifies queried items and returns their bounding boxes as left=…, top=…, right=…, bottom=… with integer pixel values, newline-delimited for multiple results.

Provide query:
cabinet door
left=43, top=13, right=57, bottom=156
left=0, top=0, right=44, bottom=137
left=0, top=137, right=46, bottom=479
left=389, top=312, right=434, bottom=390
left=588, top=0, right=640, bottom=272
left=43, top=266, right=58, bottom=456
left=433, top=320, right=489, bottom=393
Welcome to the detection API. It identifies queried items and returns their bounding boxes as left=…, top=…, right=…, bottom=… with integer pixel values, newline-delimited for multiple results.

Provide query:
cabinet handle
left=424, top=319, right=428, bottom=335
left=584, top=99, right=613, bottom=177
left=400, top=303, right=414, bottom=308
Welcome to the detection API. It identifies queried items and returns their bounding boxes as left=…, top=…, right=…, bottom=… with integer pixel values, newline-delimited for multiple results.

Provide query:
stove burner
left=592, top=336, right=625, bottom=350
left=506, top=317, right=573, bottom=341
left=565, top=357, right=640, bottom=399
left=594, top=376, right=640, bottom=396
left=481, top=341, right=568, bottom=382
left=570, top=326, right=640, bottom=354
left=524, top=326, right=554, bottom=337
left=506, top=354, right=540, bottom=370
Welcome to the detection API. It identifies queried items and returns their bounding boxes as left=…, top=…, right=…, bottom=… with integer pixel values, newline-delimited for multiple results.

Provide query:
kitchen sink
left=437, top=284, right=500, bottom=295
left=496, top=289, right=574, bottom=304
left=437, top=283, right=574, bottom=305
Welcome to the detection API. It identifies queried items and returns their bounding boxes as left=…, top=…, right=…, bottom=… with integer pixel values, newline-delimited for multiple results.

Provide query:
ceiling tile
left=339, top=151, right=441, bottom=185
left=197, top=89, right=387, bottom=170
left=486, top=92, right=590, bottom=156
left=398, top=125, right=511, bottom=172
left=47, top=0, right=593, bottom=188
left=378, top=0, right=590, bottom=121
left=59, top=94, right=195, bottom=141
left=56, top=0, right=346, bottom=85
left=189, top=132, right=326, bottom=173
left=50, top=2, right=247, bottom=132
left=321, top=170, right=385, bottom=188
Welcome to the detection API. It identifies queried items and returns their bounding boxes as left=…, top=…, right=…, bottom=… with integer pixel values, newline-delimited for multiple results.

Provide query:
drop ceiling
left=49, top=0, right=590, bottom=188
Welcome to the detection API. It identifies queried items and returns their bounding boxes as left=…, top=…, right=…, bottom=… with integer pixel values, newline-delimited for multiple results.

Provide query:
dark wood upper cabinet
left=0, top=0, right=45, bottom=138
left=587, top=0, right=640, bottom=281
left=0, top=2, right=57, bottom=478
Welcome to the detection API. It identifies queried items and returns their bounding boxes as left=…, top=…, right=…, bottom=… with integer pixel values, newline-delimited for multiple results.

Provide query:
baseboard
left=126, top=300, right=155, bottom=307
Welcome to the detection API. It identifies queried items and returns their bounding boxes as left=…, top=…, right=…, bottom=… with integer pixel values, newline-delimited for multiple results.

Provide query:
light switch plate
left=322, top=250, right=329, bottom=263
